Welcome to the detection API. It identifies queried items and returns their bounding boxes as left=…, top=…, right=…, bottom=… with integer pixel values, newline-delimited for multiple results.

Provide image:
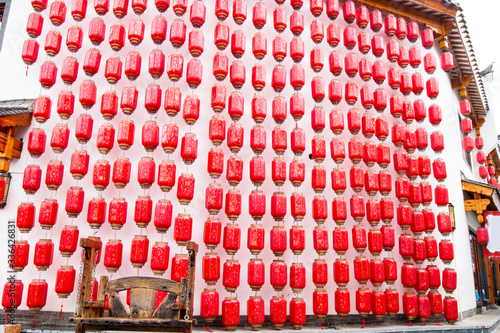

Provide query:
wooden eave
left=354, top=0, right=460, bottom=35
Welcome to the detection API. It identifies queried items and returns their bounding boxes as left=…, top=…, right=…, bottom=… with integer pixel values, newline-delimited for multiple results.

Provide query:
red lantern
left=383, top=257, right=397, bottom=284
left=86, top=197, right=106, bottom=229
left=104, top=239, right=123, bottom=273
left=33, top=239, right=54, bottom=271
left=224, top=156, right=242, bottom=187
left=385, top=289, right=399, bottom=316
left=170, top=19, right=187, bottom=47
left=269, top=296, right=287, bottom=329
left=380, top=199, right=394, bottom=223
left=130, top=235, right=149, bottom=268
left=335, top=288, right=350, bottom=317
left=11, top=240, right=29, bottom=271
left=202, top=253, right=220, bottom=285
left=270, top=259, right=287, bottom=291
left=372, top=291, right=386, bottom=319
left=477, top=227, right=489, bottom=245
left=249, top=190, right=265, bottom=220
left=387, top=40, right=400, bottom=62
left=2, top=280, right=23, bottom=311
left=334, top=258, right=350, bottom=287
left=290, top=298, right=306, bottom=329
left=330, top=137, right=346, bottom=164
left=31, top=0, right=48, bottom=11
left=66, top=25, right=84, bottom=52
left=223, top=223, right=241, bottom=255
left=290, top=263, right=306, bottom=293
left=27, top=280, right=48, bottom=312
left=108, top=197, right=127, bottom=230
left=23, top=39, right=40, bottom=65
left=171, top=254, right=189, bottom=282
left=444, top=297, right=458, bottom=324
left=352, top=225, right=367, bottom=253
left=214, top=22, right=230, bottom=50
left=55, top=265, right=76, bottom=298
left=371, top=35, right=384, bottom=57
left=290, top=37, right=304, bottom=62
left=59, top=225, right=79, bottom=257
left=439, top=240, right=454, bottom=264
left=310, top=20, right=324, bottom=44
left=424, top=53, right=436, bottom=74
left=26, top=13, right=44, bottom=39
left=38, top=199, right=58, bottom=230
left=290, top=11, right=304, bottom=36
left=429, top=292, right=443, bottom=317
left=332, top=198, right=347, bottom=224
left=421, top=28, right=434, bottom=49
left=356, top=288, right=372, bottom=316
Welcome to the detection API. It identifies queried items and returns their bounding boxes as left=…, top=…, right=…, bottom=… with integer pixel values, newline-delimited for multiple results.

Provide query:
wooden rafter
left=403, top=0, right=459, bottom=17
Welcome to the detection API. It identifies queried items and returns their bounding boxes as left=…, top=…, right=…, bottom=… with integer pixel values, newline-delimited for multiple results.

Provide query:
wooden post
left=496, top=260, right=500, bottom=303
left=484, top=248, right=496, bottom=304
left=78, top=238, right=102, bottom=318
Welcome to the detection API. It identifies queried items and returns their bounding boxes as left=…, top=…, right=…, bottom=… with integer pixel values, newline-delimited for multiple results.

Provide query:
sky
left=459, top=0, right=500, bottom=131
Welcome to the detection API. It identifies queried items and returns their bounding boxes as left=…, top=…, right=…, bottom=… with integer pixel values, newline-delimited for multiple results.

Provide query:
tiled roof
left=448, top=11, right=489, bottom=115
left=0, top=99, right=34, bottom=116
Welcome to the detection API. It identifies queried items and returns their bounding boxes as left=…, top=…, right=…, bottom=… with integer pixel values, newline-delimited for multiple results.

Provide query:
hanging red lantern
left=69, top=150, right=89, bottom=180
left=248, top=190, right=266, bottom=221
left=380, top=198, right=395, bottom=223
left=247, top=224, right=265, bottom=255
left=335, top=288, right=350, bottom=317
left=27, top=279, right=48, bottom=312
left=402, top=263, right=416, bottom=288
left=108, top=197, right=127, bottom=230
left=477, top=227, right=489, bottom=245
left=374, top=88, right=387, bottom=112
left=386, top=40, right=400, bottom=62
left=444, top=297, right=458, bottom=324
left=428, top=292, right=443, bottom=317
left=11, top=240, right=29, bottom=271
left=328, top=51, right=342, bottom=76
left=227, top=155, right=243, bottom=186
left=439, top=240, right=454, bottom=264
left=247, top=258, right=264, bottom=291
left=59, top=225, right=79, bottom=257
left=65, top=186, right=84, bottom=218
left=66, top=25, right=84, bottom=52
left=442, top=268, right=457, bottom=293
left=228, top=91, right=244, bottom=121
left=397, top=18, right=408, bottom=39
left=273, top=7, right=287, bottom=33
left=92, top=160, right=110, bottom=191
left=214, top=22, right=230, bottom=50
left=171, top=253, right=189, bottom=282
left=230, top=30, right=246, bottom=59
left=2, top=280, right=23, bottom=311
left=130, top=235, right=149, bottom=269
left=332, top=197, right=347, bottom=224
left=39, top=61, right=58, bottom=89
left=55, top=265, right=76, bottom=298
left=134, top=195, right=153, bottom=228
left=290, top=11, right=304, bottom=36
left=170, top=19, right=187, bottom=47
left=371, top=35, right=384, bottom=57
left=202, top=254, right=220, bottom=285
left=124, top=51, right=141, bottom=80
left=270, top=259, right=287, bottom=291
left=223, top=223, right=241, bottom=255
left=334, top=258, right=349, bottom=287
left=290, top=263, right=306, bottom=293
left=290, top=298, right=306, bottom=329
left=32, top=0, right=48, bottom=11
left=150, top=16, right=167, bottom=45
left=356, top=288, right=372, bottom=316
left=437, top=212, right=452, bottom=235
left=270, top=296, right=287, bottom=329
left=383, top=257, right=397, bottom=284
left=23, top=39, right=40, bottom=65
left=421, top=28, right=434, bottom=49
left=372, top=291, right=386, bottom=319
left=354, top=257, right=370, bottom=284
left=104, top=239, right=123, bottom=273
left=399, top=234, right=414, bottom=259
left=370, top=259, right=385, bottom=286
left=34, top=239, right=54, bottom=271
left=344, top=53, right=358, bottom=77
left=38, top=199, right=58, bottom=230
left=310, top=20, right=324, bottom=44
left=112, top=157, right=131, bottom=189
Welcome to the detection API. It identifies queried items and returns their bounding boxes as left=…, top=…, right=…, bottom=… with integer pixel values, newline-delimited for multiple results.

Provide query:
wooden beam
left=462, top=180, right=494, bottom=197
left=0, top=113, right=32, bottom=127
left=354, top=0, right=445, bottom=34
left=464, top=198, right=490, bottom=212
left=403, top=0, right=460, bottom=17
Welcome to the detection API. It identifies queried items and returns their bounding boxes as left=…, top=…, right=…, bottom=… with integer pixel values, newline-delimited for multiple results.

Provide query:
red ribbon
left=6, top=315, right=8, bottom=324
left=206, top=326, right=213, bottom=332
left=320, top=322, right=324, bottom=330
left=408, top=321, right=413, bottom=326
left=59, top=304, right=63, bottom=318
left=361, top=319, right=365, bottom=329
left=32, top=314, right=36, bottom=328
left=436, top=320, right=442, bottom=326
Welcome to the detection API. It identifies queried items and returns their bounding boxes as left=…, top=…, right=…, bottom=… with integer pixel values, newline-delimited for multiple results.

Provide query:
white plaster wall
left=0, top=0, right=485, bottom=319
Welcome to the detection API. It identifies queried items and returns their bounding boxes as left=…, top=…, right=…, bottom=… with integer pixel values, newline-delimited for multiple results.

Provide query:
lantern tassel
left=423, top=322, right=426, bottom=326
left=33, top=314, right=36, bottom=328
left=6, top=315, right=8, bottom=324
left=436, top=320, right=442, bottom=326
left=408, top=321, right=413, bottom=326
left=205, top=325, right=213, bottom=332
left=59, top=304, right=63, bottom=318
left=26, top=66, right=29, bottom=76
left=320, top=322, right=324, bottom=330
left=361, top=320, right=365, bottom=329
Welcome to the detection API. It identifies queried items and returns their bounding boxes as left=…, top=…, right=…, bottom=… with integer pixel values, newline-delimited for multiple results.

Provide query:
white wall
left=0, top=0, right=484, bottom=319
